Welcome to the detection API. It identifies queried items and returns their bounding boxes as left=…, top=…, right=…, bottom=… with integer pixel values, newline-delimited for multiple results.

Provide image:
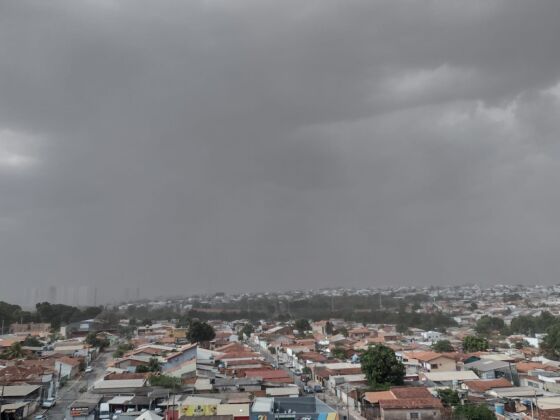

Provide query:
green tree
left=0, top=302, right=30, bottom=328
left=187, top=321, right=216, bottom=344
left=432, top=340, right=454, bottom=353
left=85, top=332, right=109, bottom=350
left=22, top=336, right=43, bottom=347
left=361, top=345, right=405, bottom=390
left=148, top=374, right=181, bottom=389
left=113, top=342, right=134, bottom=358
left=462, top=336, right=489, bottom=352
left=325, top=321, right=334, bottom=336
left=509, top=312, right=558, bottom=336
left=1, top=342, right=25, bottom=359
left=176, top=316, right=191, bottom=328
left=396, top=323, right=410, bottom=334
left=541, top=323, right=560, bottom=360
left=137, top=357, right=161, bottom=373
left=475, top=316, right=506, bottom=336
left=241, top=324, right=254, bottom=339
left=437, top=389, right=460, bottom=407
left=331, top=346, right=347, bottom=360
left=294, top=319, right=311, bottom=333
left=509, top=316, right=536, bottom=336
left=453, top=403, right=495, bottom=419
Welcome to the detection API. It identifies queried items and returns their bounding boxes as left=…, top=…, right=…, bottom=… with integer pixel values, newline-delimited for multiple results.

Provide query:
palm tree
left=3, top=342, right=25, bottom=359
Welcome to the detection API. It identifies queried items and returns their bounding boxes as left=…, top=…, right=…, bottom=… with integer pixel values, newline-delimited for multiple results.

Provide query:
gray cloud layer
left=1, top=0, right=560, bottom=303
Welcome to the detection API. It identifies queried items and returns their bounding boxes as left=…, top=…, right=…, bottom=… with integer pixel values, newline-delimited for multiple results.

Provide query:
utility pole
left=533, top=388, right=538, bottom=420
left=166, top=391, right=170, bottom=419
left=346, top=384, right=350, bottom=420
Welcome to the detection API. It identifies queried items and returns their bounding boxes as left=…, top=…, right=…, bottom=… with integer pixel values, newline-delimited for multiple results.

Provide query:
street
left=250, top=342, right=364, bottom=420
left=38, top=350, right=112, bottom=419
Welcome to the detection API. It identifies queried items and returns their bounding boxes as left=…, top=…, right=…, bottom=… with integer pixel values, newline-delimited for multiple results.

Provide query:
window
left=410, top=413, right=419, bottom=419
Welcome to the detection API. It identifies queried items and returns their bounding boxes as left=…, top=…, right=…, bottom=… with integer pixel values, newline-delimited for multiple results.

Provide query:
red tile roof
left=363, top=391, right=395, bottom=404
left=390, top=386, right=433, bottom=399
left=56, top=356, right=81, bottom=367
left=404, top=351, right=453, bottom=363
left=244, top=369, right=291, bottom=379
left=463, top=378, right=512, bottom=393
left=215, top=342, right=249, bottom=353
left=516, top=362, right=557, bottom=373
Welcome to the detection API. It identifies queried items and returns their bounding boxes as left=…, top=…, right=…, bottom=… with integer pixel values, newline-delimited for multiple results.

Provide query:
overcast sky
left=2, top=0, right=560, bottom=304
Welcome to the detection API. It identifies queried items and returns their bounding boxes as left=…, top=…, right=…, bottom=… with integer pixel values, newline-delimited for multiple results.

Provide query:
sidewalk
left=320, top=390, right=366, bottom=420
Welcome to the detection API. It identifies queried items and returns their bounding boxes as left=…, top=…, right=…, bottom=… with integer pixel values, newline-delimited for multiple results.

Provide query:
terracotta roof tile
left=463, top=378, right=512, bottom=393
left=390, top=386, right=433, bottom=399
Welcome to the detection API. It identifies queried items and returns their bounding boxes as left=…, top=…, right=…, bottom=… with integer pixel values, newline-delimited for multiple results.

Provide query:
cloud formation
left=1, top=0, right=560, bottom=303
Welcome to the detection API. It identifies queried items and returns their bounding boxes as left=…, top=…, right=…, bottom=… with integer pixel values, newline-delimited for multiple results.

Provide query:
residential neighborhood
left=3, top=285, right=560, bottom=418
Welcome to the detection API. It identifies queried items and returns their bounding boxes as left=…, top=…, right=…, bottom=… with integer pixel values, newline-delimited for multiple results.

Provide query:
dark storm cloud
left=1, top=0, right=560, bottom=303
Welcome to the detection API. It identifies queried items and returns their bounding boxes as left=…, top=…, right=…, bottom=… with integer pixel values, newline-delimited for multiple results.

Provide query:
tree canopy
left=432, top=340, right=454, bottom=353
left=475, top=316, right=506, bottom=336
left=85, top=332, right=110, bottom=350
left=361, top=345, right=405, bottom=390
left=453, top=403, right=495, bottom=419
left=187, top=321, right=216, bottom=343
left=509, top=311, right=557, bottom=336
left=541, top=323, right=560, bottom=360
left=294, top=319, right=311, bottom=333
left=0, top=342, right=25, bottom=360
left=22, top=336, right=43, bottom=347
left=437, top=389, right=460, bottom=407
left=137, top=357, right=161, bottom=373
left=148, top=374, right=181, bottom=389
left=462, top=336, right=489, bottom=352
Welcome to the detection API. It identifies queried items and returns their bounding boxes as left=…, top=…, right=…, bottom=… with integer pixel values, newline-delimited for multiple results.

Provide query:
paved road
left=38, top=350, right=112, bottom=419
left=251, top=342, right=364, bottom=420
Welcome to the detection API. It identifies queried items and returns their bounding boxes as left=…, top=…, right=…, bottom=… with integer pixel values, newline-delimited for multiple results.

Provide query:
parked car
left=85, top=366, right=94, bottom=373
left=42, top=398, right=56, bottom=408
left=313, top=384, right=323, bottom=393
left=35, top=415, right=48, bottom=420
left=303, top=386, right=313, bottom=394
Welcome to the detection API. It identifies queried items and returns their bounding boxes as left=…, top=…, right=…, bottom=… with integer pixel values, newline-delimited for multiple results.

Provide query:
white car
left=85, top=366, right=94, bottom=373
left=42, top=398, right=56, bottom=408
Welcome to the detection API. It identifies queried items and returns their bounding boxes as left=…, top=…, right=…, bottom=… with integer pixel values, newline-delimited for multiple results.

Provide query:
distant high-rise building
left=48, top=286, right=57, bottom=303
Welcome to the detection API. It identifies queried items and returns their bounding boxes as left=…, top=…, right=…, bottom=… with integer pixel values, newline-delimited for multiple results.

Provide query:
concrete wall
left=381, top=408, right=442, bottom=420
